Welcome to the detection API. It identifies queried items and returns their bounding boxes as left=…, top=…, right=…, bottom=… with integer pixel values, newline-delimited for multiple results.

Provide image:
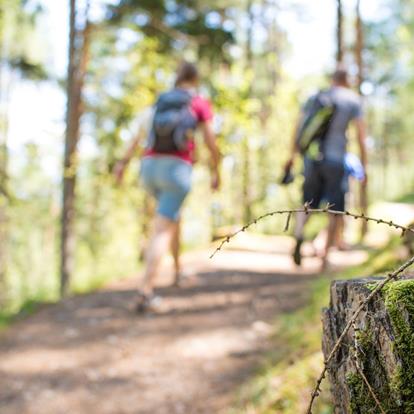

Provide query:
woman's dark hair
left=175, top=62, right=199, bottom=87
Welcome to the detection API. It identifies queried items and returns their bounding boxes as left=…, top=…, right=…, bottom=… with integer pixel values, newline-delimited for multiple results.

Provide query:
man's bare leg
left=141, top=215, right=176, bottom=297
left=321, top=214, right=340, bottom=271
left=313, top=228, right=327, bottom=257
left=334, top=216, right=351, bottom=250
left=335, top=215, right=344, bottom=247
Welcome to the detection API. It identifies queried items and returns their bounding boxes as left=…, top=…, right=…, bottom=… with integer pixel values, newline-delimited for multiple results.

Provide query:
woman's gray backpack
left=147, top=89, right=197, bottom=153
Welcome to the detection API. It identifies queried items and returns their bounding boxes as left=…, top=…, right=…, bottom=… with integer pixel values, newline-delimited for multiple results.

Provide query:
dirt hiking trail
left=0, top=234, right=367, bottom=414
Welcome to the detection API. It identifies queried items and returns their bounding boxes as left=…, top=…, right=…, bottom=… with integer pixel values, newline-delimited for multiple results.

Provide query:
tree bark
left=322, top=275, right=414, bottom=413
left=60, top=0, right=90, bottom=296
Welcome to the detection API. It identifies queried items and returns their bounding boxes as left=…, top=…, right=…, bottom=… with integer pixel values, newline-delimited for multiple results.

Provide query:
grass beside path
left=0, top=299, right=55, bottom=332
left=231, top=238, right=405, bottom=414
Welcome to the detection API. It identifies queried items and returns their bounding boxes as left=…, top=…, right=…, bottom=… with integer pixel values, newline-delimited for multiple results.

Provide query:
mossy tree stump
left=322, top=275, right=414, bottom=413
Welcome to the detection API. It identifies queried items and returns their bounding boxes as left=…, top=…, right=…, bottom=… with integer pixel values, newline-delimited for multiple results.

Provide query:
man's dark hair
left=175, top=62, right=199, bottom=86
left=332, top=66, right=349, bottom=86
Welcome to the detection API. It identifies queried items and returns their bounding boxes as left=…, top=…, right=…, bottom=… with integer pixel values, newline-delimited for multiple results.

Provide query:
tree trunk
left=322, top=275, right=414, bottom=413
left=241, top=139, right=251, bottom=224
left=60, top=0, right=90, bottom=296
left=355, top=0, right=368, bottom=240
left=242, top=0, right=254, bottom=224
left=256, top=0, right=279, bottom=207
left=336, top=0, right=344, bottom=63
left=0, top=8, right=10, bottom=307
left=0, top=99, right=8, bottom=307
left=355, top=0, right=363, bottom=93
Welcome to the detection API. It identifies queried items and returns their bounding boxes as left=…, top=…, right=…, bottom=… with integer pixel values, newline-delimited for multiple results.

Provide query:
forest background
left=1, top=0, right=414, bottom=315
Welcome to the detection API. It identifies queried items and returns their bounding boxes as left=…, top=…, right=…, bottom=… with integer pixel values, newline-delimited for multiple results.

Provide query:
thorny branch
left=210, top=204, right=414, bottom=259
left=209, top=205, right=414, bottom=413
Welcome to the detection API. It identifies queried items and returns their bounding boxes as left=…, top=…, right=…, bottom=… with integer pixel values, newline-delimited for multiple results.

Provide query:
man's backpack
left=296, top=90, right=336, bottom=159
left=147, top=89, right=197, bottom=153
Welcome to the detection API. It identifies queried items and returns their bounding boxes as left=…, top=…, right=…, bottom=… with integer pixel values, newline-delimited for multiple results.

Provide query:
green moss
left=346, top=280, right=414, bottom=413
left=383, top=280, right=414, bottom=412
left=354, top=327, right=372, bottom=351
left=346, top=373, right=378, bottom=413
left=366, top=282, right=379, bottom=291
left=346, top=327, right=394, bottom=413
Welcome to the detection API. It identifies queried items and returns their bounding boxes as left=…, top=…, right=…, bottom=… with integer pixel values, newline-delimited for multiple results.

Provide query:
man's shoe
left=293, top=238, right=303, bottom=266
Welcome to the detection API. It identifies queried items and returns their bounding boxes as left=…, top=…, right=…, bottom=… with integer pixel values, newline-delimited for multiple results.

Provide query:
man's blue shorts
left=303, top=158, right=346, bottom=212
left=141, top=156, right=192, bottom=222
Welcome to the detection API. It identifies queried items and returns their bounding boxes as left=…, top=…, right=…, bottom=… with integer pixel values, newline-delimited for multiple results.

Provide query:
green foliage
left=6, top=143, right=59, bottom=311
left=0, top=0, right=47, bottom=79
left=362, top=0, right=414, bottom=201
left=106, top=0, right=235, bottom=61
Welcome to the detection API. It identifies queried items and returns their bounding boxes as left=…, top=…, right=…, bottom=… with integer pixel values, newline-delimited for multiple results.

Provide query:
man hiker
left=114, top=62, right=221, bottom=312
left=284, top=67, right=367, bottom=270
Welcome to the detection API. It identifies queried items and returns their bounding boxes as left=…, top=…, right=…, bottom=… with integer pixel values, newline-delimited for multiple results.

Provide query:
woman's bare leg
left=171, top=219, right=181, bottom=286
left=142, top=215, right=176, bottom=296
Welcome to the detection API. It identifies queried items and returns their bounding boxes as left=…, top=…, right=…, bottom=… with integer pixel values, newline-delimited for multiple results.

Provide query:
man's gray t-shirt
left=303, top=86, right=363, bottom=162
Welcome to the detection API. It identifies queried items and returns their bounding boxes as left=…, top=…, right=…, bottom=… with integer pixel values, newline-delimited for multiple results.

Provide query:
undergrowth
left=0, top=263, right=143, bottom=332
left=0, top=299, right=53, bottom=332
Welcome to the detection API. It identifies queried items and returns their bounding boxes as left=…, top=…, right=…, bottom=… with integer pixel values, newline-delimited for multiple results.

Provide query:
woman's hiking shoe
left=135, top=293, right=162, bottom=314
left=293, top=238, right=303, bottom=266
left=172, top=271, right=197, bottom=288
left=172, top=273, right=182, bottom=288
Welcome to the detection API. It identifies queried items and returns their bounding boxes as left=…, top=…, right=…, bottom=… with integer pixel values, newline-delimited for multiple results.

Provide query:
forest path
left=0, top=234, right=367, bottom=414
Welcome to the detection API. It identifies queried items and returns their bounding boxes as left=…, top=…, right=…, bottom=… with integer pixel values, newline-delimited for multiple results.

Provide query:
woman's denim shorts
left=141, top=156, right=192, bottom=221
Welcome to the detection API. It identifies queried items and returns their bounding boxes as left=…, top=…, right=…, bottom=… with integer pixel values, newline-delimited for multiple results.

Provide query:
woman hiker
left=114, top=62, right=221, bottom=312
